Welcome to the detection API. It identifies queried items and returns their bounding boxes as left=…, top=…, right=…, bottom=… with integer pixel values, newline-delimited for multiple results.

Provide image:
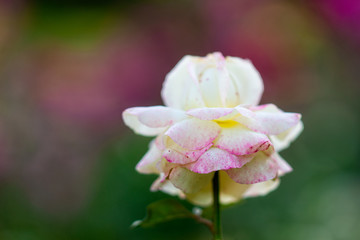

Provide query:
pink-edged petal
left=243, top=178, right=280, bottom=198
left=169, top=167, right=214, bottom=194
left=214, top=123, right=272, bottom=155
left=235, top=104, right=301, bottom=135
left=138, top=106, right=187, bottom=128
left=270, top=121, right=304, bottom=151
left=165, top=118, right=221, bottom=150
left=226, top=152, right=278, bottom=184
left=234, top=105, right=256, bottom=118
left=150, top=178, right=186, bottom=199
left=135, top=140, right=162, bottom=174
left=161, top=56, right=206, bottom=110
left=251, top=112, right=301, bottom=135
left=163, top=142, right=213, bottom=164
left=225, top=57, right=264, bottom=106
left=187, top=107, right=235, bottom=121
left=185, top=148, right=253, bottom=174
left=155, top=158, right=175, bottom=178
left=150, top=173, right=167, bottom=191
left=273, top=152, right=293, bottom=176
left=123, top=107, right=166, bottom=136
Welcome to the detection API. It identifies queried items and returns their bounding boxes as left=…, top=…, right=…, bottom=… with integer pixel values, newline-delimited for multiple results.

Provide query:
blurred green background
left=0, top=0, right=359, bottom=239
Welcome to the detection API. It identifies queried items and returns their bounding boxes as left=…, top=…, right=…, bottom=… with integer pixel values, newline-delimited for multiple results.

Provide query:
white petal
left=234, top=104, right=301, bottom=135
left=270, top=121, right=304, bottom=151
left=165, top=118, right=221, bottom=150
left=138, top=106, right=187, bottom=128
left=225, top=57, right=264, bottom=106
left=169, top=167, right=214, bottom=194
left=151, top=177, right=185, bottom=199
left=123, top=107, right=166, bottom=136
left=198, top=67, right=224, bottom=107
left=161, top=56, right=206, bottom=110
left=243, top=178, right=280, bottom=198
left=273, top=152, right=293, bottom=176
left=135, top=139, right=162, bottom=174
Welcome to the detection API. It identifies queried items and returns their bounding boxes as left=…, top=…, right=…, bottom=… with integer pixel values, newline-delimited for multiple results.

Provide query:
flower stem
left=212, top=171, right=222, bottom=240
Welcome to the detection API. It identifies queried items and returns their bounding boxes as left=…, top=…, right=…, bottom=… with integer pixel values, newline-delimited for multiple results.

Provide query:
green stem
left=212, top=171, right=222, bottom=240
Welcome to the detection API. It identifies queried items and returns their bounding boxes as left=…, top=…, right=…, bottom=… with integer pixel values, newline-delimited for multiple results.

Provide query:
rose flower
left=123, top=52, right=303, bottom=206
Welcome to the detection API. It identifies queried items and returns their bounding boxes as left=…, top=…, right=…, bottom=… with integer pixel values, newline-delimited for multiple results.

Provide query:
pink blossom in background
left=312, top=0, right=360, bottom=48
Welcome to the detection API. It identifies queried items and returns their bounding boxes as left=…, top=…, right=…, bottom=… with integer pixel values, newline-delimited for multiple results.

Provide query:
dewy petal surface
left=165, top=118, right=221, bottom=150
left=123, top=107, right=166, bottom=136
left=169, top=167, right=214, bottom=194
left=226, top=152, right=278, bottom=184
left=214, top=123, right=272, bottom=155
left=185, top=147, right=253, bottom=174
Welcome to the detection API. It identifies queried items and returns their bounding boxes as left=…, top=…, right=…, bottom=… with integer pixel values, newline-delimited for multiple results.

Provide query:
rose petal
left=155, top=158, right=175, bottom=178
left=270, top=121, right=304, bottom=151
left=219, top=171, right=252, bottom=204
left=225, top=57, right=264, bottom=106
left=138, top=106, right=187, bottom=128
left=185, top=171, right=251, bottom=206
left=163, top=140, right=213, bottom=164
left=150, top=178, right=185, bottom=199
left=243, top=178, right=280, bottom=198
left=197, top=67, right=224, bottom=107
left=169, top=167, right=214, bottom=194
left=135, top=139, right=162, bottom=174
left=187, top=107, right=235, bottom=121
left=161, top=56, right=206, bottom=110
left=226, top=151, right=278, bottom=184
left=234, top=104, right=301, bottom=135
left=273, top=152, right=293, bottom=175
left=185, top=148, right=253, bottom=174
left=123, top=107, right=166, bottom=136
left=214, top=123, right=272, bottom=155
left=165, top=118, right=221, bottom=150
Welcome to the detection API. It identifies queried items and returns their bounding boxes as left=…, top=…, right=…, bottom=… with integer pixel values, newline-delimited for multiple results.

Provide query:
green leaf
left=131, top=199, right=212, bottom=230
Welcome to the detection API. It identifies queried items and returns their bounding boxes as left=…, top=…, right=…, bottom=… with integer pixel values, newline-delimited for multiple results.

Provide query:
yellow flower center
left=214, top=120, right=238, bottom=128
